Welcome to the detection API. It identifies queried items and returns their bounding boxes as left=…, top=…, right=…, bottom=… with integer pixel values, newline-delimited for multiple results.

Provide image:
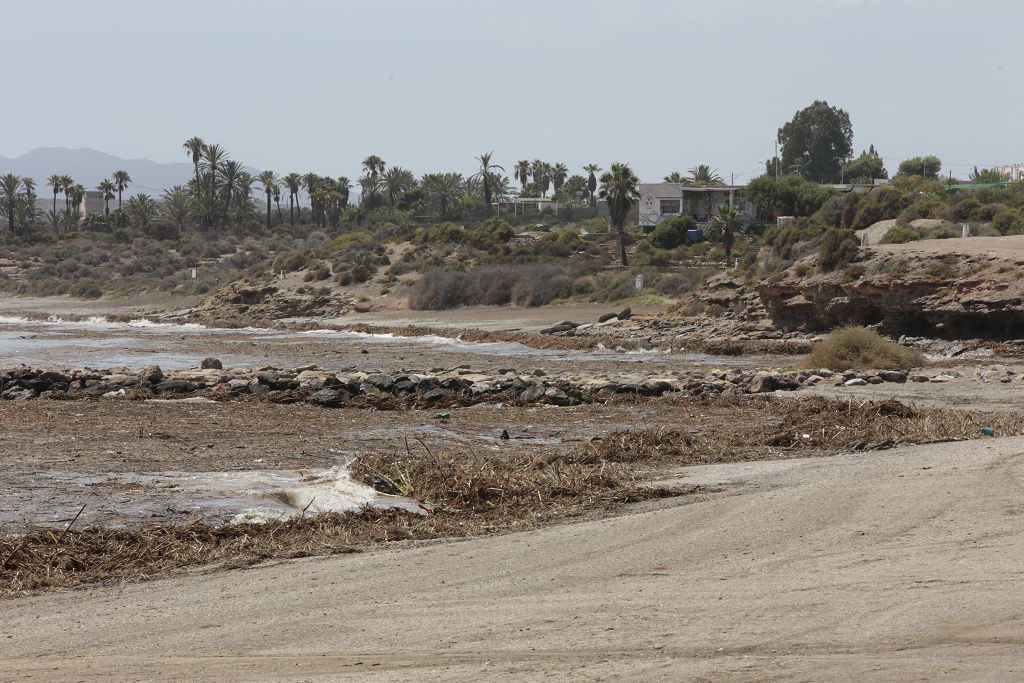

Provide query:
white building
left=1000, top=164, right=1024, bottom=181
left=638, top=183, right=756, bottom=229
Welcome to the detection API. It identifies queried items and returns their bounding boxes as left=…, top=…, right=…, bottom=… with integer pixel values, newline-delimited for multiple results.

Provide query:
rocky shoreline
left=0, top=360, right=927, bottom=408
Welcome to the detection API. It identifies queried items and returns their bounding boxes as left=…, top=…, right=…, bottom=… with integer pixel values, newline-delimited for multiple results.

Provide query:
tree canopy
left=777, top=100, right=854, bottom=183
left=897, top=155, right=942, bottom=179
left=841, top=146, right=888, bottom=183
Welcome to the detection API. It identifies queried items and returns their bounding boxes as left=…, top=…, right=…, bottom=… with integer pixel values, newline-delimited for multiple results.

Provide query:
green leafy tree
left=841, top=147, right=888, bottom=183
left=598, top=162, right=640, bottom=266
left=969, top=166, right=1003, bottom=184
left=199, top=143, right=228, bottom=208
left=337, top=177, right=352, bottom=211
left=896, top=155, right=941, bottom=180
left=112, top=170, right=131, bottom=209
left=777, top=100, right=854, bottom=182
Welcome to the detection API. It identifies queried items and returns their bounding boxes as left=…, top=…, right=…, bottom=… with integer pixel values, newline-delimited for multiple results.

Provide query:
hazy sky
left=7, top=0, right=1023, bottom=183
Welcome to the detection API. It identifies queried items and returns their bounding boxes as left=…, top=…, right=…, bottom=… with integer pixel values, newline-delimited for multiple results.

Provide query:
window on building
left=659, top=199, right=681, bottom=215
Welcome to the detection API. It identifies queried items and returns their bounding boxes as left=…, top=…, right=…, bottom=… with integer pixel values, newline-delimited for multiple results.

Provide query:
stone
left=364, top=373, right=395, bottom=391
left=141, top=365, right=164, bottom=384
left=747, top=371, right=778, bottom=394
left=617, top=307, right=632, bottom=320
left=312, top=388, right=351, bottom=407
left=156, top=379, right=192, bottom=393
left=867, top=376, right=884, bottom=384
left=930, top=374, right=956, bottom=383
left=201, top=357, right=223, bottom=370
left=845, top=378, right=868, bottom=386
left=520, top=384, right=546, bottom=402
left=878, top=370, right=907, bottom=383
left=909, top=374, right=930, bottom=383
left=539, top=324, right=575, bottom=335
left=543, top=387, right=575, bottom=406
left=597, top=312, right=617, bottom=323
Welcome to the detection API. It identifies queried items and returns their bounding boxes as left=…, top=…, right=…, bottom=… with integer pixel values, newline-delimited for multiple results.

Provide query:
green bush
left=803, top=326, right=923, bottom=371
left=993, top=209, right=1024, bottom=235
left=819, top=228, right=859, bottom=272
left=468, top=218, right=514, bottom=248
left=880, top=226, right=924, bottom=244
left=650, top=215, right=696, bottom=249
left=423, top=222, right=465, bottom=243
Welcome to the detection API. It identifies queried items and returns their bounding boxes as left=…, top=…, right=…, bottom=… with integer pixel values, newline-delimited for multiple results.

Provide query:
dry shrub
left=803, top=326, right=923, bottom=371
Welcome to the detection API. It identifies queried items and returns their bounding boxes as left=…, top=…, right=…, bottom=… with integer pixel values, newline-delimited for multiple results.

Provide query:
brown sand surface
left=1, top=437, right=1021, bottom=680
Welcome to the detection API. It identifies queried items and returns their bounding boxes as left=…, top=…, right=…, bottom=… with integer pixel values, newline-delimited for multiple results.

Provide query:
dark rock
left=617, top=307, right=632, bottom=320
left=544, top=387, right=576, bottom=406
left=1, top=387, right=36, bottom=401
left=500, top=429, right=510, bottom=440
left=364, top=373, right=394, bottom=391
left=598, top=312, right=618, bottom=323
left=878, top=370, right=907, bottom=383
left=520, top=384, right=546, bottom=402
left=155, top=379, right=192, bottom=393
left=201, top=357, right=223, bottom=370
left=420, top=388, right=449, bottom=404
left=312, top=388, right=351, bottom=407
left=141, top=365, right=164, bottom=384
left=539, top=324, right=575, bottom=335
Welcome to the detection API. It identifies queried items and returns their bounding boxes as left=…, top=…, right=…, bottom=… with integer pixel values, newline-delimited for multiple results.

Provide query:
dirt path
left=870, top=233, right=1024, bottom=257
left=2, top=438, right=1022, bottom=680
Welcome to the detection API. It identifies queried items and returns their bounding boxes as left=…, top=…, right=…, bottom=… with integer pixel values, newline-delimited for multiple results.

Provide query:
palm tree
left=112, top=170, right=131, bottom=209
left=257, top=170, right=280, bottom=230
left=59, top=175, right=74, bottom=212
left=182, top=136, right=205, bottom=187
left=71, top=184, right=86, bottom=215
left=663, top=171, right=688, bottom=183
left=420, top=172, right=465, bottom=220
left=551, top=163, right=568, bottom=194
left=47, top=174, right=62, bottom=215
left=514, top=160, right=530, bottom=188
left=22, top=177, right=35, bottom=202
left=125, top=193, right=159, bottom=229
left=382, top=166, right=415, bottom=206
left=362, top=155, right=385, bottom=177
left=97, top=179, right=116, bottom=216
left=337, top=177, right=352, bottom=211
left=688, top=164, right=724, bottom=186
left=0, top=173, right=22, bottom=235
left=583, top=164, right=602, bottom=206
left=161, top=186, right=192, bottom=232
left=710, top=206, right=741, bottom=263
left=598, top=162, right=640, bottom=266
left=273, top=187, right=283, bottom=224
left=221, top=160, right=245, bottom=214
left=473, top=151, right=506, bottom=212
left=200, top=143, right=228, bottom=203
left=281, top=172, right=302, bottom=224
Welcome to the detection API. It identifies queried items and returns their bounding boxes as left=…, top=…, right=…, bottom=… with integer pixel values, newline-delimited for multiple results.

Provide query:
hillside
left=0, top=147, right=195, bottom=195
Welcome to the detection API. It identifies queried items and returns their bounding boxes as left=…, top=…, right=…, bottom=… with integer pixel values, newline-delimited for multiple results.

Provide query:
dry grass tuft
left=803, top=326, right=923, bottom=371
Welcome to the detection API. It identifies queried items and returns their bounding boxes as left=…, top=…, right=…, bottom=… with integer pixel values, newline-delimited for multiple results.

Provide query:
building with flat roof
left=638, top=183, right=755, bottom=229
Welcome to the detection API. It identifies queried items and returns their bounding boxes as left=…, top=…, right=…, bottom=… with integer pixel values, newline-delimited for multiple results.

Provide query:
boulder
left=845, top=378, right=868, bottom=386
left=747, top=371, right=778, bottom=394
left=878, top=370, right=907, bottom=383
left=597, top=312, right=618, bottom=323
left=520, top=384, right=546, bottom=402
left=141, top=365, right=164, bottom=384
left=312, top=388, right=351, bottom=407
left=617, top=307, right=632, bottom=320
left=200, top=357, right=223, bottom=370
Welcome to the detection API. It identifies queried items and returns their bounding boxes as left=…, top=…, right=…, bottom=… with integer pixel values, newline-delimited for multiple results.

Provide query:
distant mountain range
left=0, top=147, right=195, bottom=196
